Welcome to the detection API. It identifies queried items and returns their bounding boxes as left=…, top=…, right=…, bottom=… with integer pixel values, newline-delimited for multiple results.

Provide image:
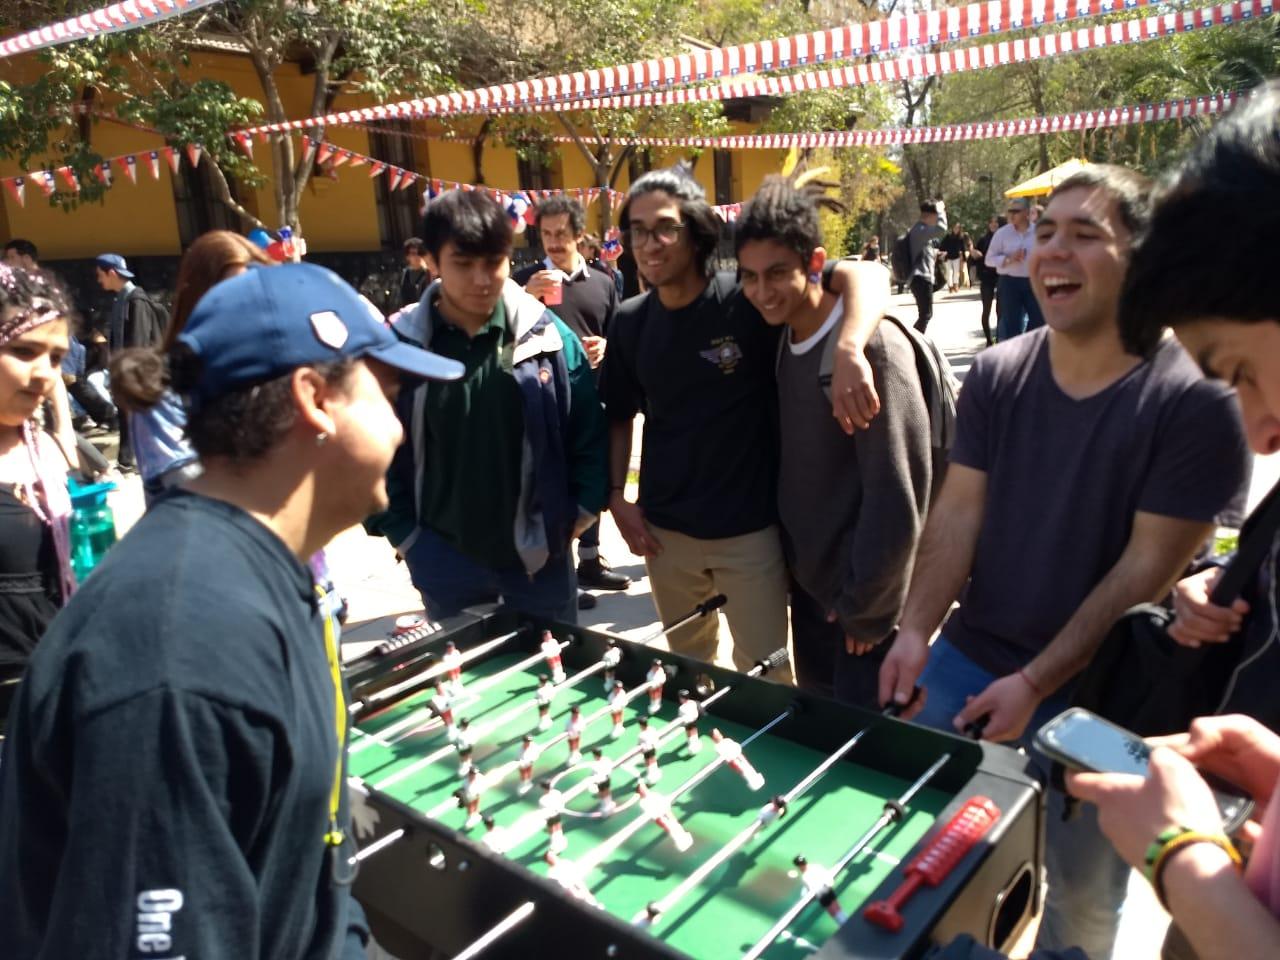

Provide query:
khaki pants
left=645, top=524, right=791, bottom=678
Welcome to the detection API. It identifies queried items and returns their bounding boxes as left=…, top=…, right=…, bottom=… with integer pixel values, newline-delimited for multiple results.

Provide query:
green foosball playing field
left=344, top=612, right=1045, bottom=960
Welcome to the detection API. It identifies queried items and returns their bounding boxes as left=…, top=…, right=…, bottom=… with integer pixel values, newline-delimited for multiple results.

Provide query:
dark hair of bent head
left=168, top=344, right=354, bottom=464
left=3, top=238, right=37, bottom=261
left=919, top=201, right=938, bottom=215
left=535, top=195, right=586, bottom=235
left=735, top=175, right=843, bottom=262
left=421, top=189, right=514, bottom=260
left=0, top=263, right=72, bottom=322
left=620, top=167, right=722, bottom=278
left=1120, top=83, right=1280, bottom=356
left=110, top=230, right=272, bottom=415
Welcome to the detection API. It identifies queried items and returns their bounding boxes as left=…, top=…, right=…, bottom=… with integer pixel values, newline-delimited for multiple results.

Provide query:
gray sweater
left=776, top=315, right=933, bottom=644
left=907, top=212, right=947, bottom=280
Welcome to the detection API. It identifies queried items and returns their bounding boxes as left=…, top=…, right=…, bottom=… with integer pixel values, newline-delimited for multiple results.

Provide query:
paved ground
left=100, top=283, right=1274, bottom=957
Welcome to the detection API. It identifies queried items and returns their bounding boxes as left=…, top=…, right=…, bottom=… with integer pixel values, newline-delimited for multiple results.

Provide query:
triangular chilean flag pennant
left=316, top=142, right=335, bottom=165
left=186, top=144, right=202, bottom=167
left=94, top=162, right=113, bottom=187
left=3, top=177, right=24, bottom=207
left=147, top=151, right=161, bottom=179
left=162, top=147, right=180, bottom=175
left=56, top=166, right=80, bottom=192
left=122, top=155, right=138, bottom=184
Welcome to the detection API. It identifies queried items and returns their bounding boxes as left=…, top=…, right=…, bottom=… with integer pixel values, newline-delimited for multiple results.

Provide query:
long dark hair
left=620, top=166, right=723, bottom=278
left=110, top=231, right=271, bottom=414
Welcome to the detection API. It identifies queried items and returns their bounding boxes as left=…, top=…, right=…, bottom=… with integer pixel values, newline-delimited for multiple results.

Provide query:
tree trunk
left=206, top=160, right=268, bottom=231
left=472, top=118, right=492, bottom=185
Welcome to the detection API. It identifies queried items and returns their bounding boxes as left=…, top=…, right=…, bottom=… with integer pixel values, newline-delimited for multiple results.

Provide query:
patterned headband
left=0, top=264, right=66, bottom=347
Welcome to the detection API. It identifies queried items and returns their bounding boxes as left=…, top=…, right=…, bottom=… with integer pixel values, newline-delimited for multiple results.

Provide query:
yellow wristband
left=1146, top=829, right=1242, bottom=910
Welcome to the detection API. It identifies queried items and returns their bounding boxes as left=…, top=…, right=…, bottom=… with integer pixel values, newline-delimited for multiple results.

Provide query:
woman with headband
left=0, top=264, right=74, bottom=729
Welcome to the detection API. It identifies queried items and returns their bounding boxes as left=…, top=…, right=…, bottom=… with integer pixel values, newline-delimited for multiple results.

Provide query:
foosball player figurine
left=460, top=766, right=484, bottom=829
left=757, top=795, right=788, bottom=827
left=607, top=680, right=627, bottom=739
left=710, top=727, right=765, bottom=790
left=565, top=704, right=585, bottom=765
left=539, top=780, right=568, bottom=854
left=590, top=748, right=615, bottom=816
left=455, top=718, right=476, bottom=776
left=636, top=782, right=693, bottom=852
left=601, top=641, right=623, bottom=693
left=430, top=679, right=457, bottom=743
left=794, top=855, right=848, bottom=924
left=646, top=658, right=666, bottom=714
left=535, top=674, right=554, bottom=732
left=637, top=716, right=661, bottom=784
left=517, top=734, right=539, bottom=795
left=635, top=902, right=662, bottom=930
left=676, top=689, right=701, bottom=754
left=442, top=640, right=464, bottom=694
left=480, top=814, right=509, bottom=855
left=544, top=850, right=601, bottom=907
left=540, top=629, right=566, bottom=684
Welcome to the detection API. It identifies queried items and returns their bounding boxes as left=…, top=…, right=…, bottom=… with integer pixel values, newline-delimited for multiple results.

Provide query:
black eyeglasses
left=624, top=222, right=686, bottom=247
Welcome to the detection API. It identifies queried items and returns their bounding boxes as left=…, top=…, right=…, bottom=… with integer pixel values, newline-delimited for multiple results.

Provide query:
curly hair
left=734, top=174, right=845, bottom=262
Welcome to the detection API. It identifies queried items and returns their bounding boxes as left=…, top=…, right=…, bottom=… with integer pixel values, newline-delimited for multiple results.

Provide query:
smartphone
left=1034, top=708, right=1254, bottom=834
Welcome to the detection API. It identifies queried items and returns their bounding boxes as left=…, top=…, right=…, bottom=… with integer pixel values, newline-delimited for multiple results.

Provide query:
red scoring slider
left=864, top=796, right=1001, bottom=932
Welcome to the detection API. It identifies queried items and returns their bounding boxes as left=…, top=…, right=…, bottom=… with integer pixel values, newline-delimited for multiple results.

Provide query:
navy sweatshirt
left=0, top=490, right=368, bottom=959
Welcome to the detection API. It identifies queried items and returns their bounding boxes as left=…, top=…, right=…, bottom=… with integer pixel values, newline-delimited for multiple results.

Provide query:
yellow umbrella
left=1004, top=158, right=1090, bottom=198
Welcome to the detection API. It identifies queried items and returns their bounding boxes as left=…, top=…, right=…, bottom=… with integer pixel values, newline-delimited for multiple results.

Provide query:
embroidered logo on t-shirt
left=700, top=336, right=743, bottom=374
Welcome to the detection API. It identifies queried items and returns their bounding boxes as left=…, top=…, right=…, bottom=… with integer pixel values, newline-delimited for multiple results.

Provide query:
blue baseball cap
left=178, top=262, right=462, bottom=408
left=94, top=253, right=134, bottom=279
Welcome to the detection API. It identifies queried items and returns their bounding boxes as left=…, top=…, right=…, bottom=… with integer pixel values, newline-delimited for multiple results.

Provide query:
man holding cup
left=515, top=196, right=631, bottom=598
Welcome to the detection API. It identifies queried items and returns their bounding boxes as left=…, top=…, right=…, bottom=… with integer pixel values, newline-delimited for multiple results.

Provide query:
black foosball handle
left=961, top=714, right=990, bottom=740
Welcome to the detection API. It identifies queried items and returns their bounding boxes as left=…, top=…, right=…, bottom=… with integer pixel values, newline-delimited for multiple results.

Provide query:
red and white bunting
left=485, top=2, right=1262, bottom=118
left=56, top=165, right=80, bottom=192
left=4, top=176, right=25, bottom=207
left=34, top=171, right=56, bottom=196
left=386, top=168, right=404, bottom=191
left=233, top=132, right=254, bottom=159
left=186, top=143, right=202, bottom=168
left=331, top=150, right=350, bottom=167
left=0, top=0, right=225, bottom=60
left=367, top=161, right=387, bottom=178
left=146, top=150, right=161, bottom=180
left=315, top=142, right=335, bottom=165
left=93, top=162, right=113, bottom=187
left=121, top=155, right=138, bottom=184
left=234, top=0, right=1251, bottom=135
left=162, top=146, right=181, bottom=175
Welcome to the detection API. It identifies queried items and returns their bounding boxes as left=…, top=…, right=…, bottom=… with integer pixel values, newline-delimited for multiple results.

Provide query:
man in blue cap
left=94, top=252, right=164, bottom=470
left=0, top=263, right=461, bottom=958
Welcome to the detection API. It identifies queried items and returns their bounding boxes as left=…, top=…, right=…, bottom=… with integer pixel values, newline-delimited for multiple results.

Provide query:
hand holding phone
left=1036, top=708, right=1254, bottom=834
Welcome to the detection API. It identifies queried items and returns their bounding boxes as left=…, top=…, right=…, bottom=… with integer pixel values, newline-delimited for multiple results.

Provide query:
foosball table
left=341, top=603, right=1045, bottom=959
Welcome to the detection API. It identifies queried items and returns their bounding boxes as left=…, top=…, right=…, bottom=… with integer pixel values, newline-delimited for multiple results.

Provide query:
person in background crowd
left=906, top=200, right=947, bottom=333
left=515, top=197, right=630, bottom=606
left=0, top=262, right=460, bottom=957
left=94, top=253, right=159, bottom=472
left=940, top=222, right=970, bottom=294
left=0, top=265, right=75, bottom=730
left=602, top=166, right=889, bottom=674
left=394, top=237, right=432, bottom=313
left=736, top=176, right=932, bottom=707
left=878, top=165, right=1249, bottom=959
left=110, top=231, right=271, bottom=507
left=369, top=189, right=608, bottom=624
left=972, top=216, right=1004, bottom=347
left=3, top=239, right=39, bottom=271
left=985, top=197, right=1044, bottom=341
left=862, top=236, right=881, bottom=262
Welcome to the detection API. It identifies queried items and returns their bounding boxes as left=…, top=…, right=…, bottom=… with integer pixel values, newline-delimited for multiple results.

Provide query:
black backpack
left=890, top=231, right=915, bottom=284
left=126, top=286, right=168, bottom=347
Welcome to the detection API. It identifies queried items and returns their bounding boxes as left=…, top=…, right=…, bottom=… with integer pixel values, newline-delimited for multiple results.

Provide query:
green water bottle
left=69, top=481, right=118, bottom=583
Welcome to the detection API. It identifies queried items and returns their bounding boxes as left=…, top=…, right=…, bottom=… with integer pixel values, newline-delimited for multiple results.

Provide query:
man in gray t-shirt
left=878, top=166, right=1248, bottom=960
left=906, top=200, right=946, bottom=334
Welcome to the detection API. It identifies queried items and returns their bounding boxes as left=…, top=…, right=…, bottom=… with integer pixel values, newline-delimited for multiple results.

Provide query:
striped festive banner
left=0, top=0, right=225, bottom=59
left=234, top=0, right=1209, bottom=136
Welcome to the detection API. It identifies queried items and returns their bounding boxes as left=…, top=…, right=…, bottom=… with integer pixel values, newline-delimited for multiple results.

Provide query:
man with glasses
left=601, top=167, right=888, bottom=674
left=985, top=196, right=1044, bottom=341
left=516, top=196, right=631, bottom=602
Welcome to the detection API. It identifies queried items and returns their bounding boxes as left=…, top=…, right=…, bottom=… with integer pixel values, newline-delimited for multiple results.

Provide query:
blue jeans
left=917, top=637, right=1130, bottom=960
left=995, top=276, right=1045, bottom=342
left=404, top=527, right=578, bottom=624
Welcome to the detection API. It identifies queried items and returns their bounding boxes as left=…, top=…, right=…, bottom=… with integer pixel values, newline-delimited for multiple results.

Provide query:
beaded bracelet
left=1143, top=825, right=1243, bottom=910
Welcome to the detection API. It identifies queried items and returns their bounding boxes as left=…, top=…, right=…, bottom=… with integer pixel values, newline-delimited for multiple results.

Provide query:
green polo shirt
left=421, top=301, right=524, bottom=569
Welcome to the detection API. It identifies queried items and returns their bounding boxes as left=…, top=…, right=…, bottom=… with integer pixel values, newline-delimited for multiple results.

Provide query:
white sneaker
left=687, top=736, right=701, bottom=754
left=568, top=751, right=582, bottom=766
left=611, top=724, right=623, bottom=740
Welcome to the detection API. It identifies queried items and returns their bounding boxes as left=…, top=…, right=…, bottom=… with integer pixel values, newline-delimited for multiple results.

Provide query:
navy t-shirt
left=0, top=490, right=368, bottom=959
left=944, top=329, right=1248, bottom=676
left=602, top=275, right=781, bottom=539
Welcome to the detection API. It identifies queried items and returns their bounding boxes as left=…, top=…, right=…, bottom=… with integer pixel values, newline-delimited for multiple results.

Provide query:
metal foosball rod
left=350, top=629, right=522, bottom=719
left=575, top=705, right=795, bottom=875
left=351, top=638, right=575, bottom=752
left=637, top=696, right=920, bottom=928
left=738, top=751, right=954, bottom=960
left=451, top=901, right=537, bottom=960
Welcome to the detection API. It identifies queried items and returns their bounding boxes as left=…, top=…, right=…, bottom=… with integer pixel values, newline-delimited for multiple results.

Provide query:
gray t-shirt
left=944, top=329, right=1248, bottom=676
left=777, top=308, right=932, bottom=643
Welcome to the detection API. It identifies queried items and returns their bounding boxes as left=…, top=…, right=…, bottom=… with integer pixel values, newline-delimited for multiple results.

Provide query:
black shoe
left=577, top=556, right=631, bottom=591
left=577, top=589, right=598, bottom=611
